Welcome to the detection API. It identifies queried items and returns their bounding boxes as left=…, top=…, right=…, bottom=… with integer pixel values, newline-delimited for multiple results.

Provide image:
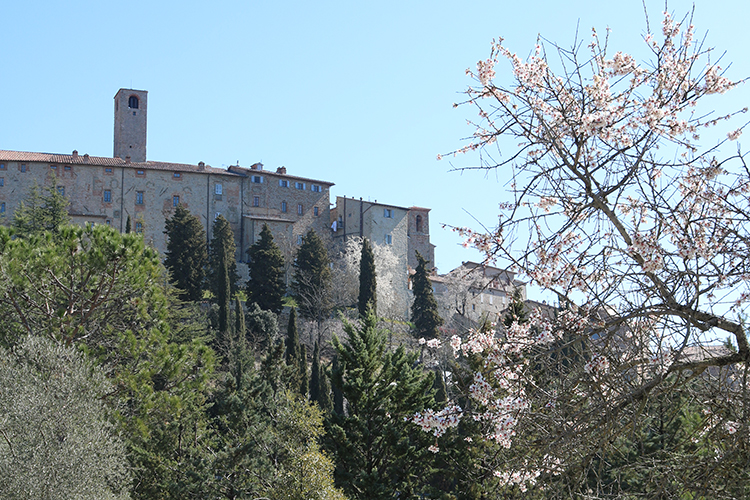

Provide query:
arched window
left=128, top=95, right=139, bottom=109
left=416, top=215, right=423, bottom=233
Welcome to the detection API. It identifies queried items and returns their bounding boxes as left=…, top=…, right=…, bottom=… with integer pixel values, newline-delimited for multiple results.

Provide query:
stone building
left=0, top=89, right=334, bottom=283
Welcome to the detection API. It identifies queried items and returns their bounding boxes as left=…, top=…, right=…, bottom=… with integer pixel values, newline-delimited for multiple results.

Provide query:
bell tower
left=114, top=88, right=148, bottom=162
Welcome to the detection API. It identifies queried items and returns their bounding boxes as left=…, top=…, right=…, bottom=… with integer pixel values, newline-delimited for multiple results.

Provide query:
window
left=103, top=190, right=111, bottom=203
left=105, top=167, right=113, bottom=174
left=295, top=182, right=305, bottom=190
left=173, top=172, right=181, bottom=178
left=215, top=183, right=223, bottom=195
left=173, top=195, right=180, bottom=207
left=20, top=164, right=26, bottom=172
left=136, top=191, right=144, bottom=205
left=297, top=235, right=303, bottom=245
left=0, top=163, right=5, bottom=170
left=416, top=215, right=423, bottom=232
left=384, top=208, right=393, bottom=218
left=57, top=187, right=65, bottom=196
left=0, top=203, right=4, bottom=214
left=106, top=219, right=111, bottom=226
left=281, top=201, right=287, bottom=213
left=135, top=221, right=143, bottom=233
left=279, top=179, right=289, bottom=187
left=128, top=95, right=139, bottom=109
left=489, top=295, right=494, bottom=305
left=0, top=178, right=3, bottom=187
left=385, top=234, right=392, bottom=245
left=251, top=175, right=263, bottom=183
left=297, top=204, right=303, bottom=215
left=313, top=206, right=319, bottom=216
left=253, top=196, right=260, bottom=207
left=311, top=184, right=321, bottom=192
left=136, top=169, right=145, bottom=176
left=50, top=165, right=57, bottom=170
left=64, top=166, right=71, bottom=171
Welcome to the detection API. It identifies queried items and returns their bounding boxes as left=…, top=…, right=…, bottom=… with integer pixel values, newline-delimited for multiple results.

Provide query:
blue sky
left=2, top=0, right=748, bottom=295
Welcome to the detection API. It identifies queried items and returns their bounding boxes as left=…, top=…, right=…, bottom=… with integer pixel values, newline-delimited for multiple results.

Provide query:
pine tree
left=411, top=251, right=443, bottom=339
left=164, top=205, right=207, bottom=301
left=291, top=229, right=332, bottom=323
left=327, top=310, right=437, bottom=499
left=11, top=179, right=71, bottom=237
left=358, top=237, right=377, bottom=317
left=246, top=224, right=286, bottom=314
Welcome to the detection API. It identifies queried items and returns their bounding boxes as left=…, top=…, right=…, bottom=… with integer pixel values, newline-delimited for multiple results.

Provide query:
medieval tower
left=113, top=88, right=148, bottom=162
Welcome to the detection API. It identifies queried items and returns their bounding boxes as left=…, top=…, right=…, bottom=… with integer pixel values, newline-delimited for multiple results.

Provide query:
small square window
left=253, top=196, right=260, bottom=207
left=297, top=204, right=303, bottom=215
left=173, top=172, right=181, bottom=178
left=0, top=163, right=5, bottom=170
left=311, top=184, right=321, bottom=193
left=20, top=164, right=26, bottom=173
left=173, top=195, right=180, bottom=207
left=105, top=167, right=113, bottom=174
left=313, top=206, right=319, bottom=216
left=104, top=190, right=111, bottom=203
left=295, top=182, right=305, bottom=190
left=58, top=187, right=65, bottom=196
left=281, top=201, right=287, bottom=213
left=136, top=170, right=145, bottom=176
left=0, top=178, right=4, bottom=187
left=64, top=166, right=71, bottom=171
left=136, top=191, right=144, bottom=205
left=106, top=219, right=111, bottom=226
left=384, top=208, right=393, bottom=218
left=215, top=183, right=223, bottom=195
left=251, top=175, right=263, bottom=183
left=279, top=179, right=289, bottom=188
left=50, top=165, right=57, bottom=170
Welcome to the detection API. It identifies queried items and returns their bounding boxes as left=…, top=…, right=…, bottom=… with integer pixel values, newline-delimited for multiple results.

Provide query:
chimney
left=83, top=154, right=89, bottom=162
left=72, top=150, right=78, bottom=160
left=276, top=166, right=287, bottom=174
left=125, top=156, right=131, bottom=164
left=198, top=161, right=206, bottom=171
left=250, top=162, right=263, bottom=171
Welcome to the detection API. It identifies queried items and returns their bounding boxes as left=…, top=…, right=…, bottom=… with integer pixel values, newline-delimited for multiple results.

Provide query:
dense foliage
left=246, top=223, right=286, bottom=314
left=164, top=204, right=208, bottom=301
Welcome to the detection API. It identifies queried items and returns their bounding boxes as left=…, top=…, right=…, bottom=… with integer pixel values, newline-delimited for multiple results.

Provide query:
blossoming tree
left=418, top=8, right=750, bottom=497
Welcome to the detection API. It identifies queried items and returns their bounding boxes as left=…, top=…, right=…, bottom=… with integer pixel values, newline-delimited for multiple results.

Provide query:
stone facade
left=0, top=88, right=431, bottom=295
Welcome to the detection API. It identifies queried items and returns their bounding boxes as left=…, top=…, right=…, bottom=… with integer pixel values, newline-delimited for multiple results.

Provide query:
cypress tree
left=291, top=229, right=332, bottom=322
left=327, top=309, right=436, bottom=499
left=285, top=308, right=300, bottom=367
left=317, top=361, right=333, bottom=414
left=357, top=238, right=377, bottom=318
left=503, top=287, right=528, bottom=328
left=310, top=341, right=321, bottom=403
left=246, top=224, right=286, bottom=314
left=410, top=251, right=443, bottom=338
left=125, top=215, right=132, bottom=233
left=208, top=215, right=239, bottom=302
left=12, top=179, right=71, bottom=237
left=298, top=343, right=308, bottom=397
left=235, top=295, right=246, bottom=342
left=164, top=205, right=207, bottom=301
left=331, top=355, right=344, bottom=416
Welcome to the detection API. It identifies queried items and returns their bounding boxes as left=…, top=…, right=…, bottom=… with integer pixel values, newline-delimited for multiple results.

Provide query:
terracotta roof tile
left=0, top=150, right=241, bottom=176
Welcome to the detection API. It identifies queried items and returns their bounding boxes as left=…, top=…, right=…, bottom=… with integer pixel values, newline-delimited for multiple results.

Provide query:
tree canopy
left=291, top=229, right=332, bottom=322
left=246, top=223, right=286, bottom=314
left=418, top=8, right=750, bottom=497
left=410, top=251, right=443, bottom=339
left=164, top=205, right=208, bottom=301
